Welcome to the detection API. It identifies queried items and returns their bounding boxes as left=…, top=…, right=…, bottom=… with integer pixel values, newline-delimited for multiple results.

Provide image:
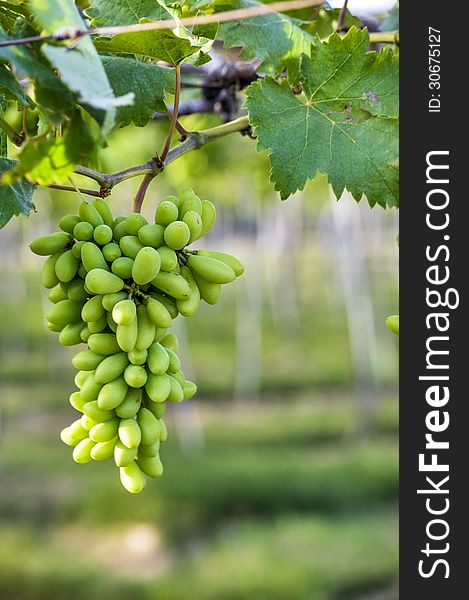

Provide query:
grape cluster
left=30, top=188, right=243, bottom=493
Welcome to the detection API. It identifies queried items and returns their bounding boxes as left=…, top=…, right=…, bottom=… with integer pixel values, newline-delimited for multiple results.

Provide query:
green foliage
left=218, top=0, right=314, bottom=75
left=28, top=0, right=133, bottom=134
left=0, top=157, right=36, bottom=227
left=88, top=0, right=214, bottom=65
left=5, top=111, right=96, bottom=185
left=246, top=28, right=399, bottom=207
left=0, top=63, right=32, bottom=104
left=102, top=56, right=175, bottom=127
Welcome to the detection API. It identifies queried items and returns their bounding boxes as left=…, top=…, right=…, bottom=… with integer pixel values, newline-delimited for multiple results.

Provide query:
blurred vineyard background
left=0, top=113, right=398, bottom=599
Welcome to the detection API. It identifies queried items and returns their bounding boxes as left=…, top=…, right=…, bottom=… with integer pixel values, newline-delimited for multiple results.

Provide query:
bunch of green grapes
left=30, top=188, right=243, bottom=493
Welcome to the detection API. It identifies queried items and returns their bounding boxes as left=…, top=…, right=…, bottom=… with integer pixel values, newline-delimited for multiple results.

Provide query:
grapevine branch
left=69, top=116, right=250, bottom=196
left=0, top=0, right=324, bottom=48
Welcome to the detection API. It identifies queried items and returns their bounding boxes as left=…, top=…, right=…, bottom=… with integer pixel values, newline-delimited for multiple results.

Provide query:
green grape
left=159, top=419, right=168, bottom=442
left=125, top=213, right=148, bottom=235
left=59, top=214, right=81, bottom=234
left=93, top=199, right=114, bottom=227
left=147, top=342, right=170, bottom=375
left=102, top=292, right=128, bottom=312
left=72, top=437, right=95, bottom=463
left=87, top=313, right=108, bottom=333
left=60, top=424, right=85, bottom=447
left=72, top=349, right=105, bottom=371
left=164, top=194, right=179, bottom=208
left=111, top=257, right=134, bottom=279
left=113, top=220, right=128, bottom=242
left=42, top=252, right=62, bottom=288
left=90, top=418, right=119, bottom=442
left=171, top=369, right=185, bottom=387
left=146, top=297, right=172, bottom=328
left=186, top=254, right=235, bottom=284
left=132, top=247, right=161, bottom=285
left=118, top=418, right=141, bottom=449
left=155, top=200, right=178, bottom=225
left=167, top=376, right=184, bottom=403
left=194, top=250, right=244, bottom=277
left=94, top=352, right=129, bottom=384
left=192, top=272, right=222, bottom=304
left=145, top=373, right=171, bottom=403
left=139, top=439, right=160, bottom=457
left=59, top=321, right=86, bottom=346
left=137, top=453, right=163, bottom=478
left=114, top=440, right=138, bottom=467
left=93, top=224, right=113, bottom=245
left=102, top=242, right=122, bottom=262
left=81, top=414, right=97, bottom=431
left=128, top=348, right=148, bottom=366
left=47, top=299, right=84, bottom=326
left=163, top=221, right=190, bottom=250
left=73, top=221, right=94, bottom=241
left=120, top=462, right=146, bottom=493
left=74, top=370, right=90, bottom=389
left=85, top=269, right=124, bottom=294
left=112, top=299, right=136, bottom=326
left=49, top=286, right=68, bottom=303
left=145, top=399, right=166, bottom=420
left=199, top=200, right=216, bottom=239
left=106, top=312, right=118, bottom=333
left=81, top=242, right=109, bottom=272
left=88, top=333, right=121, bottom=355
left=80, top=374, right=103, bottom=403
left=153, top=327, right=168, bottom=342
left=157, top=246, right=178, bottom=271
left=69, top=391, right=87, bottom=411
left=183, top=210, right=202, bottom=243
left=135, top=305, right=155, bottom=351
left=124, top=364, right=148, bottom=388
left=386, top=315, right=399, bottom=335
left=77, top=264, right=87, bottom=279
left=120, top=235, right=144, bottom=259
left=138, top=224, right=165, bottom=248
left=152, top=271, right=190, bottom=300
left=91, top=438, right=117, bottom=461
left=116, top=318, right=138, bottom=352
left=71, top=241, right=85, bottom=259
left=80, top=326, right=91, bottom=342
left=160, top=333, right=179, bottom=353
left=47, top=321, right=64, bottom=332
left=165, top=347, right=181, bottom=374
left=67, top=279, right=88, bottom=301
left=183, top=381, right=197, bottom=401
left=177, top=266, right=200, bottom=317
left=149, top=292, right=178, bottom=319
left=79, top=201, right=104, bottom=227
left=116, top=388, right=141, bottom=419
left=82, top=294, right=105, bottom=322
left=97, top=376, right=128, bottom=410
left=82, top=401, right=114, bottom=422
left=179, top=187, right=202, bottom=217
left=30, top=232, right=71, bottom=256
left=137, top=408, right=160, bottom=445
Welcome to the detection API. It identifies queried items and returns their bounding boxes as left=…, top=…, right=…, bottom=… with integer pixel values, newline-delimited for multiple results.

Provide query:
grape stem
left=74, top=115, right=251, bottom=191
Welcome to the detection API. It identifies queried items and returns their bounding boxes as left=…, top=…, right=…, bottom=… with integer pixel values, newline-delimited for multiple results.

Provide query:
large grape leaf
left=87, top=0, right=214, bottom=65
left=0, top=28, right=74, bottom=121
left=0, top=157, right=36, bottom=228
left=3, top=111, right=95, bottom=186
left=0, top=1, right=28, bottom=32
left=217, top=0, right=314, bottom=75
left=28, top=0, right=133, bottom=135
left=246, top=28, right=399, bottom=207
left=101, top=56, right=175, bottom=127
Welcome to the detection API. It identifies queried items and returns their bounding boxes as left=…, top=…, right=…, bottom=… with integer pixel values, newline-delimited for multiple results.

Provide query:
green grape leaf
left=0, top=1, right=29, bottom=32
left=27, top=0, right=134, bottom=134
left=4, top=111, right=96, bottom=186
left=101, top=56, right=175, bottom=127
left=0, top=63, right=33, bottom=105
left=381, top=2, right=399, bottom=32
left=218, top=0, right=314, bottom=75
left=0, top=157, right=36, bottom=228
left=0, top=28, right=74, bottom=121
left=245, top=28, right=399, bottom=207
left=306, top=8, right=362, bottom=39
left=88, top=0, right=214, bottom=64
left=0, top=127, right=6, bottom=157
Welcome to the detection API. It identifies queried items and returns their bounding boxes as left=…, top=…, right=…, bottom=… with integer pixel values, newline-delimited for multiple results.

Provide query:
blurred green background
left=0, top=115, right=398, bottom=599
